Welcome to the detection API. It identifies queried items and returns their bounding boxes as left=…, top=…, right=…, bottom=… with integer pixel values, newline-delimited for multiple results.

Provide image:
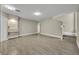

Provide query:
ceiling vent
left=15, top=9, right=21, bottom=12
left=3, top=5, right=21, bottom=12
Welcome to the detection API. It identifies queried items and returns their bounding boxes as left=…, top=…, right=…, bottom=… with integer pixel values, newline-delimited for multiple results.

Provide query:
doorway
left=7, top=15, right=19, bottom=39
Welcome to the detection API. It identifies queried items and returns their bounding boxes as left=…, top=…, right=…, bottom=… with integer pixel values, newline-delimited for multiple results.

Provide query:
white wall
left=0, top=12, right=38, bottom=39
left=63, top=13, right=74, bottom=33
left=57, top=12, right=75, bottom=36
left=37, top=23, right=40, bottom=33
left=0, top=12, right=8, bottom=42
left=19, top=18, right=38, bottom=36
left=40, top=17, right=62, bottom=38
left=0, top=12, right=76, bottom=42
left=39, top=12, right=75, bottom=38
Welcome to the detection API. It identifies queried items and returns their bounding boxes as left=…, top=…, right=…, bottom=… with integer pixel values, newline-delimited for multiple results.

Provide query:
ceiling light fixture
left=34, top=11, right=42, bottom=16
left=3, top=5, right=16, bottom=11
left=9, top=19, right=16, bottom=23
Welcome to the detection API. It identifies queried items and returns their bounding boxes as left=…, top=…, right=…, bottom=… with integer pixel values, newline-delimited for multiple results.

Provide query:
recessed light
left=3, top=5, right=16, bottom=11
left=34, top=11, right=42, bottom=16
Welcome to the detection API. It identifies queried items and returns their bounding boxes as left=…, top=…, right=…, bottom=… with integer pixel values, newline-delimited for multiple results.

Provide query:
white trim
left=76, top=37, right=79, bottom=49
left=40, top=33, right=62, bottom=39
left=74, top=12, right=78, bottom=36
left=8, top=35, right=18, bottom=39
left=8, top=32, right=37, bottom=39
left=63, top=32, right=76, bottom=36
left=19, top=32, right=37, bottom=37
left=76, top=9, right=79, bottom=48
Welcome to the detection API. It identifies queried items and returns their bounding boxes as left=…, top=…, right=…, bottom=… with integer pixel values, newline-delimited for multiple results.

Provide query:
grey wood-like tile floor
left=0, top=34, right=79, bottom=55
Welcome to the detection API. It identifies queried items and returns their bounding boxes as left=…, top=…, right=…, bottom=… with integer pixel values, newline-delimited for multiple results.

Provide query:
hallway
left=0, top=34, right=79, bottom=55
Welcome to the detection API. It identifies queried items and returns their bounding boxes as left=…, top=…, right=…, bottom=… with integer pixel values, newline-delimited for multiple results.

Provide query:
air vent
left=15, top=9, right=21, bottom=12
left=3, top=5, right=21, bottom=12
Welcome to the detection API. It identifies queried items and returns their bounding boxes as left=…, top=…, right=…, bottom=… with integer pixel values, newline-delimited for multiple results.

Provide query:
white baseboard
left=40, top=33, right=62, bottom=39
left=8, top=35, right=19, bottom=39
left=8, top=32, right=37, bottom=39
left=63, top=32, right=76, bottom=36
left=7, top=32, right=62, bottom=40
left=19, top=32, right=37, bottom=37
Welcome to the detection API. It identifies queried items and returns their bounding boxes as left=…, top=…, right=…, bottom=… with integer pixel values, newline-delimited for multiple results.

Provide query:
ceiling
left=1, top=4, right=79, bottom=21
